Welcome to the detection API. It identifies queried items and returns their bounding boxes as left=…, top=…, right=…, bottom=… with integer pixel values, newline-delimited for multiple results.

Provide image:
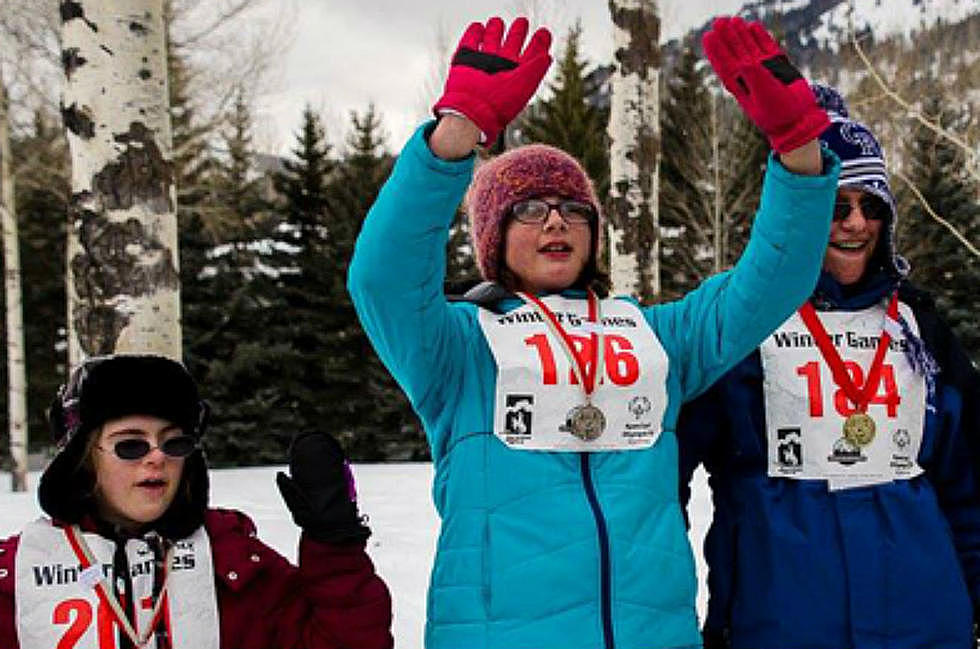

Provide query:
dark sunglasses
left=101, top=435, right=198, bottom=461
left=833, top=195, right=888, bottom=221
left=510, top=198, right=596, bottom=225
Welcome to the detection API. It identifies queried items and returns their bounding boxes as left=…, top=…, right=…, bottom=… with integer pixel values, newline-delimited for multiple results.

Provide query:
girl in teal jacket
left=349, top=15, right=839, bottom=649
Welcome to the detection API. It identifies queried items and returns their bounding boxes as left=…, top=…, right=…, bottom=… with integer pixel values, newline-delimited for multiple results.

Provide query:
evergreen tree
left=518, top=23, right=610, bottom=202
left=9, top=110, right=69, bottom=446
left=197, top=85, right=284, bottom=466
left=659, top=41, right=765, bottom=300
left=329, top=106, right=427, bottom=460
left=898, top=92, right=980, bottom=361
left=260, top=106, right=338, bottom=450
left=445, top=208, right=480, bottom=295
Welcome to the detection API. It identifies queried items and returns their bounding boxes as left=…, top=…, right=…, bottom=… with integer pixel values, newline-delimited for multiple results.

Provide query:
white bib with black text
left=15, top=519, right=220, bottom=649
left=759, top=301, right=926, bottom=489
left=479, top=295, right=669, bottom=451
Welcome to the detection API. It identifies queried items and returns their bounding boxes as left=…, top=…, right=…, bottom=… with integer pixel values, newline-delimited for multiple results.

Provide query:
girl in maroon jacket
left=0, top=354, right=393, bottom=649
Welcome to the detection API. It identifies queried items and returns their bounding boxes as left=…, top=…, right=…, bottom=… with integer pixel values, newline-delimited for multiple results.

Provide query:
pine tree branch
left=893, top=169, right=980, bottom=258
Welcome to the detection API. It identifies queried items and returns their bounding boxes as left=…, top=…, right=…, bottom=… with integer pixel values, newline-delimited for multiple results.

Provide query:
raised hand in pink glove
left=433, top=16, right=552, bottom=145
left=702, top=16, right=829, bottom=154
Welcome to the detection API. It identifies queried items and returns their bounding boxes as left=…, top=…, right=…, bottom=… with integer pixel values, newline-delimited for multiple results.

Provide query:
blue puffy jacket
left=678, top=270, right=980, bottom=649
left=349, top=122, right=838, bottom=649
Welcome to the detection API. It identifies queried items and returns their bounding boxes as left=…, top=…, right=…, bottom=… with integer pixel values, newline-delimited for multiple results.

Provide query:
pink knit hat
left=465, top=144, right=601, bottom=282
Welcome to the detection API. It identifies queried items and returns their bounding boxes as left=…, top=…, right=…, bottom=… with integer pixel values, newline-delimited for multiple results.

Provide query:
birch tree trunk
left=0, top=72, right=28, bottom=492
left=61, top=0, right=181, bottom=366
left=607, top=0, right=660, bottom=300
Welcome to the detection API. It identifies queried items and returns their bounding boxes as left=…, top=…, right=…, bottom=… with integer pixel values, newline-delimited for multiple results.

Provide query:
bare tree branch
left=894, top=169, right=980, bottom=258
left=845, top=0, right=980, bottom=259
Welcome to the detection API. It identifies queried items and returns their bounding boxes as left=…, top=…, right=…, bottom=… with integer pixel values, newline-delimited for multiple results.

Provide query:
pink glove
left=433, top=16, right=552, bottom=144
left=702, top=16, right=829, bottom=154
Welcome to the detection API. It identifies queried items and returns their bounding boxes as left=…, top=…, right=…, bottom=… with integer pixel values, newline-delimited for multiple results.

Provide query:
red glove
left=433, top=16, right=552, bottom=144
left=702, top=16, right=829, bottom=154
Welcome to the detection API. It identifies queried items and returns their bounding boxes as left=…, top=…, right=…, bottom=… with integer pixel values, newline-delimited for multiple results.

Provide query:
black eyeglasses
left=100, top=435, right=198, bottom=461
left=833, top=195, right=888, bottom=221
left=510, top=198, right=596, bottom=225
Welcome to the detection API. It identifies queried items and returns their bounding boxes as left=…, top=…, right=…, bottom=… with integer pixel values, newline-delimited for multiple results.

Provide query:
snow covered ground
left=0, top=463, right=712, bottom=648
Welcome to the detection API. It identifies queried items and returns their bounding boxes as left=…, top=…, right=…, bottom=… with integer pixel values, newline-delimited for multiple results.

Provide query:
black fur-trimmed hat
left=40, top=354, right=210, bottom=539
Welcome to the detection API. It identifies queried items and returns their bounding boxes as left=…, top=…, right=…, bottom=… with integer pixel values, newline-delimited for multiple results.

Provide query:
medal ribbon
left=64, top=525, right=173, bottom=649
left=518, top=290, right=604, bottom=401
left=798, top=292, right=900, bottom=413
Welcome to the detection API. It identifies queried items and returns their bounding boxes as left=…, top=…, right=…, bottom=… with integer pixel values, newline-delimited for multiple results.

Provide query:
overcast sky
left=251, top=0, right=745, bottom=155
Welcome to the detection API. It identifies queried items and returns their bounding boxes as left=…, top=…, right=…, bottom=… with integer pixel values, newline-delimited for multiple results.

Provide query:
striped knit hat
left=812, top=83, right=909, bottom=278
left=812, top=85, right=940, bottom=394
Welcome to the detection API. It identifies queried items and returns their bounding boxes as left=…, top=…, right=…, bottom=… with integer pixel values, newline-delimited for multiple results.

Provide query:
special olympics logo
left=893, top=428, right=911, bottom=449
left=628, top=396, right=651, bottom=420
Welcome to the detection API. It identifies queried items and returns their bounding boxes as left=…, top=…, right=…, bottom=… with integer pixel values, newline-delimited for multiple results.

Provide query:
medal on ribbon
left=519, top=290, right=606, bottom=442
left=798, top=292, right=901, bottom=449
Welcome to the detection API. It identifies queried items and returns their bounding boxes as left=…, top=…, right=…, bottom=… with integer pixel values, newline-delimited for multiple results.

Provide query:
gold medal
left=566, top=403, right=606, bottom=441
left=843, top=412, right=876, bottom=447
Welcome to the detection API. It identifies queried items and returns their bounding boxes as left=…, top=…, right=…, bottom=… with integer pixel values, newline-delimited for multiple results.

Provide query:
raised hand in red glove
left=433, top=16, right=552, bottom=145
left=702, top=16, right=829, bottom=154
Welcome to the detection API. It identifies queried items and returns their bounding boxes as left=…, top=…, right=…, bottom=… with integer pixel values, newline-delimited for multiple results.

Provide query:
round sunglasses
left=510, top=198, right=596, bottom=225
left=100, top=435, right=198, bottom=461
left=833, top=195, right=887, bottom=221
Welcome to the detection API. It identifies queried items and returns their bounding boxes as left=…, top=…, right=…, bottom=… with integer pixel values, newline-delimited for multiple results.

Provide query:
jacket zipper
left=580, top=452, right=615, bottom=649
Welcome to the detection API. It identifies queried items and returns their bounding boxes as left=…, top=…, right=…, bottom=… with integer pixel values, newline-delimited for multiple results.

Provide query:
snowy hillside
left=697, top=0, right=980, bottom=52
left=0, top=464, right=713, bottom=649
left=804, top=0, right=978, bottom=49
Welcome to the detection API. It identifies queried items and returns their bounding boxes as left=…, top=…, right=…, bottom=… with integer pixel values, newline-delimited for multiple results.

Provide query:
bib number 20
left=54, top=598, right=114, bottom=649
left=54, top=595, right=168, bottom=649
left=525, top=334, right=640, bottom=386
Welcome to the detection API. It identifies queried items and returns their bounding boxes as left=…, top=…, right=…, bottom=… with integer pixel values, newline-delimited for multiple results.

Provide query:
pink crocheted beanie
left=465, top=144, right=601, bottom=282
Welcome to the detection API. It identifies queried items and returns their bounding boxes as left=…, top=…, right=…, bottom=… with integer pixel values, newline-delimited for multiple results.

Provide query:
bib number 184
left=796, top=361, right=901, bottom=418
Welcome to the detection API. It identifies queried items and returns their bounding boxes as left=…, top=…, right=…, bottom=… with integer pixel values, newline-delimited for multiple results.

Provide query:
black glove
left=276, top=431, right=370, bottom=544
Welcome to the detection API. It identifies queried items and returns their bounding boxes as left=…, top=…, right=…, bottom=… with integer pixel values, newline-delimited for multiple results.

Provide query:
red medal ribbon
left=519, top=290, right=602, bottom=397
left=797, top=292, right=900, bottom=414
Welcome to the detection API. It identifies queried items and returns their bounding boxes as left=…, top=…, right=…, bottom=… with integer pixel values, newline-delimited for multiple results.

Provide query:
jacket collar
left=811, top=268, right=900, bottom=311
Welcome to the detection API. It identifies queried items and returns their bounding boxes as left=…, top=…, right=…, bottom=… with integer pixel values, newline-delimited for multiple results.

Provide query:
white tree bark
left=607, top=0, right=660, bottom=300
left=0, top=71, right=28, bottom=492
left=61, top=0, right=181, bottom=365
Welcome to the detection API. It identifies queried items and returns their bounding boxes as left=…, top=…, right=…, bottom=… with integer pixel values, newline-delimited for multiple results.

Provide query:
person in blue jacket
left=678, top=84, right=980, bottom=649
left=349, top=15, right=839, bottom=649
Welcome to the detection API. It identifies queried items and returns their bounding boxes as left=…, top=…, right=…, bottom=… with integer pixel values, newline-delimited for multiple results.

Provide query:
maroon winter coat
left=0, top=508, right=393, bottom=649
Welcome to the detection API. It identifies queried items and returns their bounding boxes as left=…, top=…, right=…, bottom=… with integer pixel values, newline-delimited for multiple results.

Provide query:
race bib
left=15, top=519, right=220, bottom=649
left=760, top=302, right=926, bottom=489
left=479, top=295, right=669, bottom=451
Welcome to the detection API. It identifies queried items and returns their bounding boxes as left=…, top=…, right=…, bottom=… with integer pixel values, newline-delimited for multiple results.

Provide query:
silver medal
left=564, top=403, right=606, bottom=441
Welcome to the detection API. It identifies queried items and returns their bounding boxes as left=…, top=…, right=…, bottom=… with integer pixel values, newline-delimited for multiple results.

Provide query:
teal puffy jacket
left=349, top=123, right=838, bottom=649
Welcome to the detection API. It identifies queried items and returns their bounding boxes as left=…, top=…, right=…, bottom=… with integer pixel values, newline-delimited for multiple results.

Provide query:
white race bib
left=15, top=519, right=220, bottom=649
left=759, top=302, right=926, bottom=489
left=479, top=295, right=669, bottom=451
